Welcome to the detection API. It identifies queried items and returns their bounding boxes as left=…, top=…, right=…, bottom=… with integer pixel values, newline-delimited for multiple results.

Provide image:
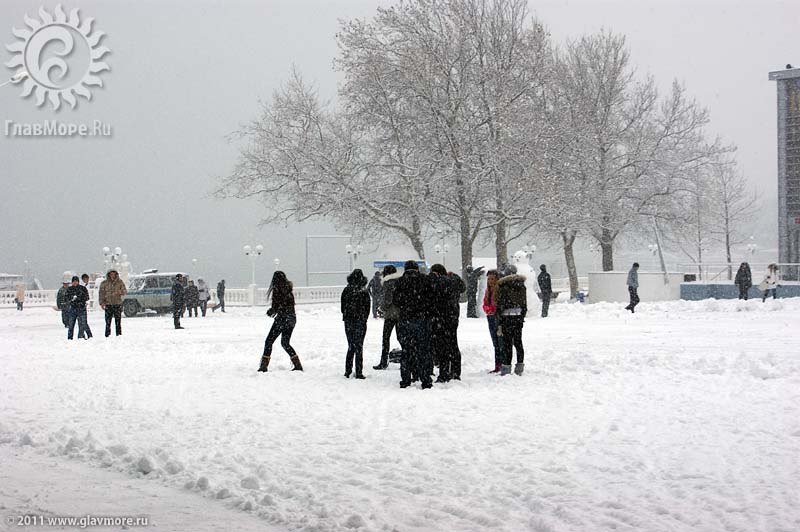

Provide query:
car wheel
left=123, top=300, right=139, bottom=317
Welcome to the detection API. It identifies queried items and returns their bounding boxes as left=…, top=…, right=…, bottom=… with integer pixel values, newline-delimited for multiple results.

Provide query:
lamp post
left=647, top=244, right=659, bottom=270
left=433, top=243, right=449, bottom=268
left=273, top=258, right=280, bottom=270
left=243, top=244, right=263, bottom=286
left=0, top=71, right=28, bottom=89
left=746, top=236, right=758, bottom=256
left=345, top=244, right=362, bottom=271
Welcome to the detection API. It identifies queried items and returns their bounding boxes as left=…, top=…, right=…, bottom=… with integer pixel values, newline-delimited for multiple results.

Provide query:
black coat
left=65, top=285, right=90, bottom=309
left=368, top=274, right=384, bottom=302
left=537, top=271, right=552, bottom=293
left=217, top=281, right=225, bottom=297
left=341, top=284, right=371, bottom=322
left=379, top=272, right=403, bottom=321
left=57, top=286, right=69, bottom=310
left=394, top=270, right=431, bottom=321
left=171, top=282, right=185, bottom=306
left=734, top=267, right=752, bottom=288
left=430, top=273, right=465, bottom=321
left=186, top=285, right=199, bottom=305
left=497, top=274, right=527, bottom=318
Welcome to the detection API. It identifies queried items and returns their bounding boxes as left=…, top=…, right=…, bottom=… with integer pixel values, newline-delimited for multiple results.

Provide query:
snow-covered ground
left=1, top=299, right=799, bottom=532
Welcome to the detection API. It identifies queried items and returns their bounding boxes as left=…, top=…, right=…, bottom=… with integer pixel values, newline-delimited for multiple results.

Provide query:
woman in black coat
left=341, top=269, right=371, bottom=379
left=258, top=271, right=302, bottom=372
left=734, top=262, right=752, bottom=300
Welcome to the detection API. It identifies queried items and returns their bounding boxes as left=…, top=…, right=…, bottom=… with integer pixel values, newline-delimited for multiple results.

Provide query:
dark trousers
left=377, top=319, right=397, bottom=367
left=466, top=291, right=478, bottom=318
left=200, top=300, right=208, bottom=316
left=173, top=304, right=182, bottom=328
left=217, top=296, right=225, bottom=312
left=67, top=307, right=91, bottom=340
left=397, top=319, right=432, bottom=387
left=541, top=291, right=551, bottom=317
left=61, top=309, right=69, bottom=328
left=186, top=304, right=198, bottom=317
left=500, top=316, right=524, bottom=365
left=762, top=288, right=777, bottom=301
left=627, top=287, right=640, bottom=311
left=16, top=301, right=23, bottom=311
left=104, top=305, right=122, bottom=336
left=487, top=314, right=503, bottom=368
left=432, top=317, right=461, bottom=381
left=737, top=285, right=749, bottom=300
left=344, top=320, right=367, bottom=377
left=371, top=298, right=380, bottom=319
left=263, top=313, right=297, bottom=358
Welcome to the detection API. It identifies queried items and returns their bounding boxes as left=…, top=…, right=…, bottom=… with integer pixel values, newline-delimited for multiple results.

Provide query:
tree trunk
left=494, top=218, right=508, bottom=268
left=600, top=228, right=614, bottom=271
left=409, top=215, right=426, bottom=261
left=561, top=230, right=579, bottom=299
left=460, top=212, right=473, bottom=283
left=724, top=215, right=732, bottom=281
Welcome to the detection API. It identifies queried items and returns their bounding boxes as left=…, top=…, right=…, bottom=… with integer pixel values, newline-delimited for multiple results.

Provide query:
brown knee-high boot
left=258, top=355, right=270, bottom=372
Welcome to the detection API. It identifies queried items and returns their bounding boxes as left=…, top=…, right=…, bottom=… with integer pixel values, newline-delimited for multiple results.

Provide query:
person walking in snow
left=429, top=264, right=465, bottom=382
left=212, top=279, right=226, bottom=313
left=734, top=262, right=752, bottom=300
left=14, top=283, right=25, bottom=311
left=624, top=263, right=640, bottom=313
left=496, top=265, right=527, bottom=376
left=98, top=269, right=127, bottom=337
left=258, top=271, right=303, bottom=372
left=197, top=278, right=210, bottom=316
left=367, top=270, right=384, bottom=319
left=372, top=265, right=402, bottom=370
left=393, top=260, right=433, bottom=389
left=537, top=264, right=552, bottom=318
left=760, top=263, right=779, bottom=302
left=483, top=269, right=503, bottom=373
left=65, top=276, right=92, bottom=340
left=56, top=279, right=70, bottom=328
left=185, top=280, right=199, bottom=317
left=465, top=265, right=485, bottom=318
left=171, top=274, right=186, bottom=329
left=341, top=269, right=371, bottom=379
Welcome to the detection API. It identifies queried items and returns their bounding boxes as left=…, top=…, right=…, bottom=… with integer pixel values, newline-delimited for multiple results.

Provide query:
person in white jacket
left=197, top=278, right=211, bottom=317
left=760, top=263, right=779, bottom=302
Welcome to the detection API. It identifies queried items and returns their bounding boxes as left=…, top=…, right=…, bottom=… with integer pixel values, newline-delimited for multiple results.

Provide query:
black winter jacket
left=171, top=282, right=185, bottom=307
left=394, top=270, right=431, bottom=321
left=537, top=271, right=552, bottom=293
left=430, top=273, right=465, bottom=321
left=65, top=285, right=90, bottom=309
left=341, top=284, right=371, bottom=322
left=497, top=274, right=527, bottom=318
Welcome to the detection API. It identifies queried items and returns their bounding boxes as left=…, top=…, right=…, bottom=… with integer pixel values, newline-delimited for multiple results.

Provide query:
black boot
left=258, top=355, right=270, bottom=372
left=291, top=355, right=303, bottom=371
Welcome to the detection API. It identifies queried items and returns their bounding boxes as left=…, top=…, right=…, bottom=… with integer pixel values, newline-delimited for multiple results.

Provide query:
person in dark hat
left=496, top=265, right=526, bottom=375
left=65, top=276, right=92, bottom=340
left=341, top=269, right=371, bottom=379
left=171, top=274, right=186, bottom=329
left=537, top=264, right=552, bottom=317
left=393, top=260, right=433, bottom=389
left=373, top=264, right=402, bottom=370
left=625, top=263, right=640, bottom=313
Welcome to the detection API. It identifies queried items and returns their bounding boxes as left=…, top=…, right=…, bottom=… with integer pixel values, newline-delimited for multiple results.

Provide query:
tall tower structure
left=769, top=66, right=800, bottom=272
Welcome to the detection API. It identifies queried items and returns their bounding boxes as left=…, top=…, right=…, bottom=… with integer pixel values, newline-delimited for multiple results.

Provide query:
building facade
left=769, top=66, right=800, bottom=274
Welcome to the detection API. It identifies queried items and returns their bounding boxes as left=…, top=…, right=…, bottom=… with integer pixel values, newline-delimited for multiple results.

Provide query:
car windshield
left=129, top=278, right=145, bottom=291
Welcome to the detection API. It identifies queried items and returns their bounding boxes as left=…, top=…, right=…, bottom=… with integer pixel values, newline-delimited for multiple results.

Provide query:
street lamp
left=0, top=71, right=28, bottom=89
left=434, top=243, right=449, bottom=267
left=746, top=236, right=758, bottom=256
left=243, top=244, right=264, bottom=286
left=345, top=244, right=362, bottom=270
left=647, top=244, right=659, bottom=270
left=273, top=258, right=280, bottom=269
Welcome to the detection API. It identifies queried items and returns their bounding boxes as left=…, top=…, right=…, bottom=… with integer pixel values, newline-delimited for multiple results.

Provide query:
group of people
left=734, top=262, right=781, bottom=301
left=169, top=277, right=225, bottom=329
left=56, top=271, right=127, bottom=340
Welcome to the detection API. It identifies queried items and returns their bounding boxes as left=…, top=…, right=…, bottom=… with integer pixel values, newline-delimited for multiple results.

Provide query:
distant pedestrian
left=212, top=279, right=226, bottom=312
left=624, top=263, right=640, bottom=313
left=171, top=274, right=185, bottom=329
left=372, top=265, right=402, bottom=370
left=56, top=280, right=70, bottom=327
left=14, top=283, right=25, bottom=311
left=367, top=271, right=384, bottom=319
left=760, top=263, right=779, bottom=301
left=65, top=276, right=92, bottom=340
left=258, top=271, right=303, bottom=372
left=483, top=269, right=503, bottom=373
left=197, top=278, right=210, bottom=316
left=496, top=265, right=526, bottom=376
left=185, top=280, right=199, bottom=317
left=429, top=264, right=465, bottom=382
left=341, top=269, right=370, bottom=379
left=465, top=265, right=485, bottom=318
left=98, top=269, right=127, bottom=337
left=734, top=262, right=752, bottom=300
left=537, top=264, right=552, bottom=317
left=393, top=260, right=433, bottom=389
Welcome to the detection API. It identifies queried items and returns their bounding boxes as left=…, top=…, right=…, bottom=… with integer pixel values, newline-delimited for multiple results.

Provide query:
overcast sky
left=0, top=0, right=794, bottom=287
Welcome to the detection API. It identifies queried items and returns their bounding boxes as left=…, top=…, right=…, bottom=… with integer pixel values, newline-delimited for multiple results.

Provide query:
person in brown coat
left=14, top=283, right=25, bottom=311
left=99, top=269, right=128, bottom=337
